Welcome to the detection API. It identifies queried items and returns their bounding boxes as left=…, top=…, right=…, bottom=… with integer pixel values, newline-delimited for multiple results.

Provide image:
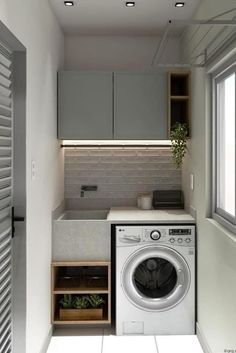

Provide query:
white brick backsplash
left=64, top=148, right=181, bottom=209
left=66, top=170, right=180, bottom=178
left=65, top=162, right=177, bottom=170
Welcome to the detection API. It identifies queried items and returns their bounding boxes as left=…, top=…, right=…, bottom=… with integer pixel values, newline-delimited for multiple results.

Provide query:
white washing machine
left=116, top=225, right=195, bottom=335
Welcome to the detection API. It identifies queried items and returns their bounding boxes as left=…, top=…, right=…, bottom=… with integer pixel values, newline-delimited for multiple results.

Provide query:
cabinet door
left=58, top=71, right=113, bottom=139
left=114, top=72, right=167, bottom=140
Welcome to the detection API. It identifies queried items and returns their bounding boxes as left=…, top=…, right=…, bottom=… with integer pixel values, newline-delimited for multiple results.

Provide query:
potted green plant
left=59, top=294, right=105, bottom=321
left=170, top=123, right=189, bottom=168
left=59, top=294, right=73, bottom=309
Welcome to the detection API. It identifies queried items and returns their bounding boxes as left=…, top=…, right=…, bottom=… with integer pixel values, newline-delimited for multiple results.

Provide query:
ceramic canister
left=140, top=193, right=153, bottom=210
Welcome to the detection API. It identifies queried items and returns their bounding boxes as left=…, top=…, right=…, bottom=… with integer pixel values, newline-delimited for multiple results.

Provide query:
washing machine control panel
left=143, top=226, right=195, bottom=246
left=116, top=226, right=195, bottom=247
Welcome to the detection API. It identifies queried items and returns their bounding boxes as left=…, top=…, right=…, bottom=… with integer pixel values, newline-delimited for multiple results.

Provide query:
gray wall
left=65, top=148, right=181, bottom=210
left=181, top=1, right=236, bottom=352
left=64, top=35, right=180, bottom=70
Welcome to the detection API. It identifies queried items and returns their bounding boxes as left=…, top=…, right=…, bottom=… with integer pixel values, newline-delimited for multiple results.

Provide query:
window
left=213, top=63, right=236, bottom=231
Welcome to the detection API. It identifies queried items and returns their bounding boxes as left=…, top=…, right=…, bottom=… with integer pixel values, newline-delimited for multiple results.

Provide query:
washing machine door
left=121, top=245, right=191, bottom=311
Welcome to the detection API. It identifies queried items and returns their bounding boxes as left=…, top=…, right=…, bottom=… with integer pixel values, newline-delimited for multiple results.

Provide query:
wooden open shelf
left=167, top=71, right=191, bottom=137
left=170, top=95, right=189, bottom=100
left=54, top=276, right=108, bottom=293
left=52, top=293, right=109, bottom=324
left=51, top=261, right=111, bottom=325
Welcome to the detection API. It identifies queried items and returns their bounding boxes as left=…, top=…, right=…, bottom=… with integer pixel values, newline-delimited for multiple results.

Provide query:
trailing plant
left=170, top=123, right=189, bottom=168
left=59, top=294, right=73, bottom=309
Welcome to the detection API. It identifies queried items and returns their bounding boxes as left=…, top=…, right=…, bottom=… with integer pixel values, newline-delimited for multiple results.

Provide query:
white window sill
left=206, top=217, right=236, bottom=243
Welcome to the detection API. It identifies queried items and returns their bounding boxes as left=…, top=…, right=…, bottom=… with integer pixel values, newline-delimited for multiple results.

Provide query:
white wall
left=13, top=51, right=27, bottom=353
left=65, top=35, right=180, bottom=70
left=0, top=1, right=64, bottom=353
left=181, top=1, right=236, bottom=352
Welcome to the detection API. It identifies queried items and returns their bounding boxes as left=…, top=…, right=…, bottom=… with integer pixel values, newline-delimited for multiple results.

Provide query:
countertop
left=107, top=207, right=195, bottom=223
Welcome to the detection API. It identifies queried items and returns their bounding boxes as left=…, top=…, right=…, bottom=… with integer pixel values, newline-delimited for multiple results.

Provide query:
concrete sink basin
left=59, top=210, right=109, bottom=220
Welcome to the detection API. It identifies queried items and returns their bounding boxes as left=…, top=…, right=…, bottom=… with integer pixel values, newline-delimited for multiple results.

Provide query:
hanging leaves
left=170, top=123, right=189, bottom=168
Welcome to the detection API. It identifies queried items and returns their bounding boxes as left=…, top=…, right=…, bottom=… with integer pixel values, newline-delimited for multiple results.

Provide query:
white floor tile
left=155, top=335, right=204, bottom=353
left=102, top=335, right=157, bottom=353
left=53, top=327, right=104, bottom=336
left=47, top=336, right=103, bottom=353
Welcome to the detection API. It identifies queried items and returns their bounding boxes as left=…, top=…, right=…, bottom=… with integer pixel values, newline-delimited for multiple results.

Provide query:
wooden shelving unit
left=51, top=261, right=111, bottom=325
left=167, top=71, right=191, bottom=137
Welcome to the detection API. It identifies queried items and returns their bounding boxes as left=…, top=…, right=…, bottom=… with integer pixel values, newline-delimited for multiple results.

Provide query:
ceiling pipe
left=151, top=21, right=172, bottom=67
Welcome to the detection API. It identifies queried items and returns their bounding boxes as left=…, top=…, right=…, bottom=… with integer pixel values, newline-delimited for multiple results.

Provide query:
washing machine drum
left=121, top=245, right=191, bottom=312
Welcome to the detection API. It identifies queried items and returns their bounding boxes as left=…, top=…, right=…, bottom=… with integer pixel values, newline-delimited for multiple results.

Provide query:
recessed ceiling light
left=175, top=2, right=185, bottom=7
left=64, top=1, right=74, bottom=6
left=126, top=1, right=135, bottom=7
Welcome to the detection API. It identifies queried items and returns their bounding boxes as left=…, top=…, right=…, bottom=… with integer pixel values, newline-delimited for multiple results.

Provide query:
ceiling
left=49, top=0, right=201, bottom=36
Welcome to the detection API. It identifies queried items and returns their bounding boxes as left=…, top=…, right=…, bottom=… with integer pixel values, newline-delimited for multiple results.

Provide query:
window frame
left=212, top=62, right=236, bottom=233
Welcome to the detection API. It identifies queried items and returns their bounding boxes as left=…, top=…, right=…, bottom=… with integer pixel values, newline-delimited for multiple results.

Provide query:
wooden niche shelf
left=51, top=261, right=111, bottom=325
left=167, top=71, right=191, bottom=137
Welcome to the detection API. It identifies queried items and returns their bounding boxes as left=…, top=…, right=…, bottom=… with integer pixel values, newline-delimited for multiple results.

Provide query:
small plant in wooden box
left=59, top=294, right=105, bottom=321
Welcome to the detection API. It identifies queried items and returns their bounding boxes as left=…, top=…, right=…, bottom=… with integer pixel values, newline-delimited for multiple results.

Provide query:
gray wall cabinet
left=58, top=71, right=113, bottom=139
left=58, top=71, right=167, bottom=140
left=114, top=72, right=167, bottom=140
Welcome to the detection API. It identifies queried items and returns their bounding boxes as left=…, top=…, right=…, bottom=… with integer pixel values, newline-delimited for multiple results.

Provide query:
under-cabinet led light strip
left=61, top=140, right=172, bottom=148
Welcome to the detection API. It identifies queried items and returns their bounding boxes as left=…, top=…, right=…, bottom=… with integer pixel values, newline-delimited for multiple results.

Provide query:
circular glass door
left=133, top=258, right=177, bottom=299
left=121, top=245, right=191, bottom=312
